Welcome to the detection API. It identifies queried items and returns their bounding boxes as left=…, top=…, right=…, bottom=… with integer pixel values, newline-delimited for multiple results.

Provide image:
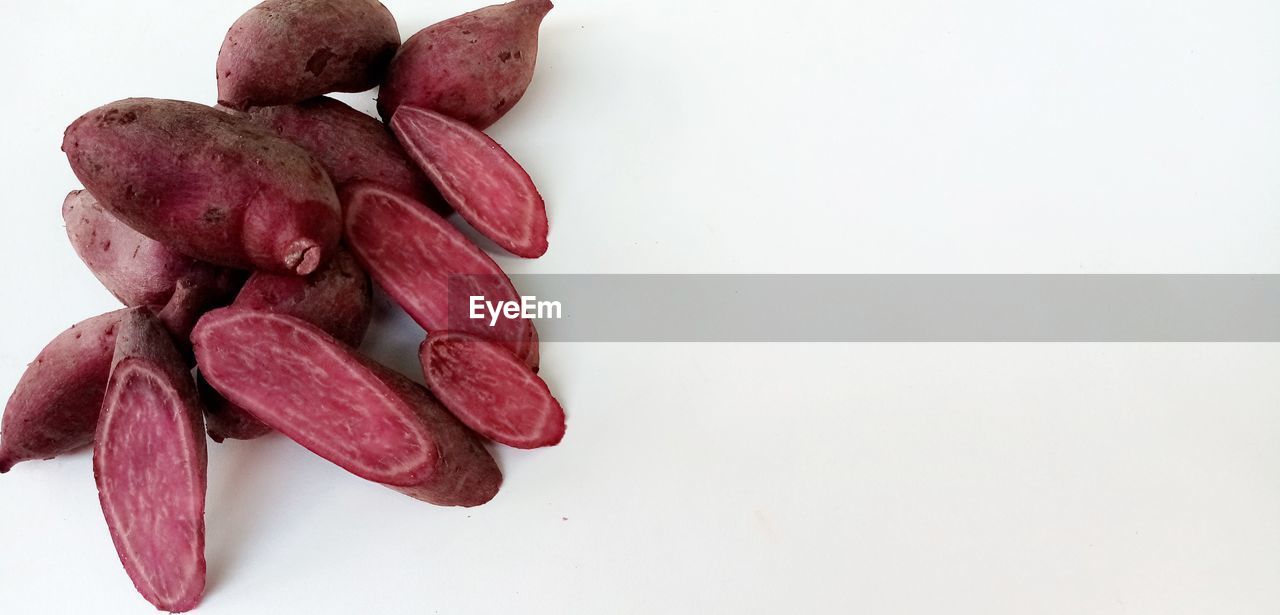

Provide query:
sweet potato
left=378, top=0, right=552, bottom=129
left=421, top=332, right=564, bottom=449
left=0, top=310, right=124, bottom=472
left=63, top=98, right=341, bottom=275
left=342, top=181, right=537, bottom=364
left=393, top=105, right=548, bottom=257
left=193, top=308, right=500, bottom=506
left=202, top=249, right=373, bottom=442
left=218, top=0, right=400, bottom=110
left=94, top=308, right=206, bottom=612
left=64, top=190, right=235, bottom=308
left=244, top=97, right=449, bottom=215
left=0, top=275, right=232, bottom=472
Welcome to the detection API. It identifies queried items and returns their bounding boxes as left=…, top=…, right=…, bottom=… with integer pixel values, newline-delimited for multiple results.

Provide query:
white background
left=2, top=0, right=1280, bottom=613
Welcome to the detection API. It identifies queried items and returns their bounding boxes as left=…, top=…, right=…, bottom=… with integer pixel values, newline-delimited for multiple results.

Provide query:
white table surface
left=2, top=1, right=1279, bottom=613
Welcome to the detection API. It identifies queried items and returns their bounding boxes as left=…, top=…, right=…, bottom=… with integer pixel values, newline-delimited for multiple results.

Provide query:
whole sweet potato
left=64, top=190, right=236, bottom=307
left=202, top=249, right=373, bottom=442
left=193, top=308, right=501, bottom=506
left=218, top=0, right=401, bottom=110
left=63, top=98, right=341, bottom=275
left=246, top=97, right=450, bottom=215
left=95, top=308, right=207, bottom=612
left=378, top=0, right=552, bottom=128
left=0, top=310, right=125, bottom=472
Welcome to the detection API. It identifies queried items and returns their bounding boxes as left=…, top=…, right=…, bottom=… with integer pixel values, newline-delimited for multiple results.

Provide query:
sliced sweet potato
left=342, top=181, right=537, bottom=364
left=94, top=308, right=206, bottom=612
left=392, top=105, right=548, bottom=258
left=420, top=331, right=564, bottom=449
left=192, top=308, right=500, bottom=506
left=201, top=249, right=373, bottom=442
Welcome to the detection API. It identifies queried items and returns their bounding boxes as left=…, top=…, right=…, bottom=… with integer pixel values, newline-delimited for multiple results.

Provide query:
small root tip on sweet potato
left=288, top=242, right=322, bottom=275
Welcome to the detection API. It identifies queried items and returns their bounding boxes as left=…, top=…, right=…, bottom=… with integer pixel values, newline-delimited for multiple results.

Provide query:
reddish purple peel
left=421, top=332, right=564, bottom=449
left=342, top=181, right=534, bottom=359
left=246, top=96, right=451, bottom=216
left=0, top=310, right=125, bottom=472
left=378, top=0, right=553, bottom=129
left=201, top=249, right=372, bottom=441
left=392, top=106, right=548, bottom=258
left=62, top=98, right=341, bottom=274
left=95, top=309, right=206, bottom=613
left=63, top=190, right=233, bottom=308
left=192, top=308, right=500, bottom=505
left=217, top=0, right=401, bottom=109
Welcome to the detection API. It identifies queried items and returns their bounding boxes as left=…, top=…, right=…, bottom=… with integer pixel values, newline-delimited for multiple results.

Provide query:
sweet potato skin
left=202, top=249, right=372, bottom=441
left=64, top=190, right=227, bottom=307
left=94, top=308, right=206, bottom=613
left=193, top=308, right=500, bottom=506
left=246, top=97, right=449, bottom=216
left=63, top=98, right=341, bottom=275
left=0, top=310, right=125, bottom=472
left=378, top=0, right=552, bottom=129
left=218, top=0, right=401, bottom=110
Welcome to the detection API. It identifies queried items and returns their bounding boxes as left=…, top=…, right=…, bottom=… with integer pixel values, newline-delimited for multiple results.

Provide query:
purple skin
left=0, top=276, right=236, bottom=471
left=202, top=249, right=373, bottom=442
left=193, top=309, right=501, bottom=506
left=378, top=0, right=553, bottom=129
left=0, top=310, right=124, bottom=472
left=63, top=190, right=235, bottom=308
left=218, top=0, right=401, bottom=110
left=62, top=98, right=341, bottom=275
left=94, top=308, right=206, bottom=613
left=247, top=97, right=451, bottom=216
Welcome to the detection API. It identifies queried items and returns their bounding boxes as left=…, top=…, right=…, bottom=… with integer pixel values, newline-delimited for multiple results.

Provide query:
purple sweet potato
left=245, top=97, right=449, bottom=215
left=0, top=310, right=125, bottom=472
left=202, top=249, right=372, bottom=442
left=421, top=332, right=564, bottom=449
left=342, top=181, right=537, bottom=364
left=378, top=0, right=552, bottom=129
left=63, top=98, right=341, bottom=275
left=94, top=308, right=206, bottom=612
left=193, top=308, right=500, bottom=506
left=393, top=105, right=548, bottom=257
left=64, top=190, right=235, bottom=308
left=218, top=0, right=401, bottom=110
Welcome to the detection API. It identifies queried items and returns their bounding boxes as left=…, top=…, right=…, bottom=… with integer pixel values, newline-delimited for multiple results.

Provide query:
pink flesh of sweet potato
left=246, top=97, right=451, bottom=216
left=0, top=309, right=125, bottom=472
left=192, top=308, right=500, bottom=506
left=342, top=181, right=537, bottom=363
left=202, top=249, right=373, bottom=442
left=217, top=0, right=401, bottom=110
left=378, top=0, right=552, bottom=129
left=62, top=98, right=341, bottom=275
left=420, top=331, right=564, bottom=449
left=94, top=308, right=206, bottom=613
left=64, top=190, right=230, bottom=308
left=392, top=106, right=549, bottom=257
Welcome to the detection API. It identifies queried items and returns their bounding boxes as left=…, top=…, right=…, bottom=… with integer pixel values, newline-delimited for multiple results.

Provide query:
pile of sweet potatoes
left=1, top=0, right=563, bottom=611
